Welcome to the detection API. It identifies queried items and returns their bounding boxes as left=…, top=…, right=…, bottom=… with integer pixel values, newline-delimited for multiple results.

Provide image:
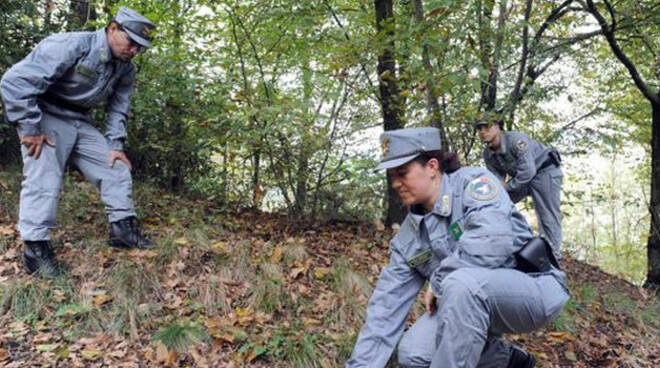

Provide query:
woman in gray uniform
left=346, top=127, right=569, bottom=368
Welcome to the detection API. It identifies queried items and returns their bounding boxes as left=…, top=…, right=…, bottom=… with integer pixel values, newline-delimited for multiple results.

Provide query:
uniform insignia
left=75, top=65, right=97, bottom=79
left=449, top=221, right=463, bottom=240
left=407, top=250, right=431, bottom=267
left=141, top=26, right=152, bottom=38
left=467, top=177, right=498, bottom=201
left=516, top=139, right=527, bottom=152
left=441, top=195, right=450, bottom=214
left=100, top=47, right=109, bottom=62
left=381, top=138, right=390, bottom=156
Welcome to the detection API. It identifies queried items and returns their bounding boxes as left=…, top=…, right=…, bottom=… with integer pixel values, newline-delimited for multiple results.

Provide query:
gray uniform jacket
left=347, top=166, right=533, bottom=367
left=1, top=29, right=135, bottom=150
left=483, top=131, right=559, bottom=202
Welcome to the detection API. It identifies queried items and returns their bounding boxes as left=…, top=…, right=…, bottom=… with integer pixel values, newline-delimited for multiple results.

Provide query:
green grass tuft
left=247, top=262, right=288, bottom=313
left=152, top=322, right=207, bottom=353
left=283, top=331, right=322, bottom=368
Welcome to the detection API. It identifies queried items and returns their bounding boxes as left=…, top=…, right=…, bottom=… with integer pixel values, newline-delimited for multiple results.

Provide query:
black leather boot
left=24, top=240, right=63, bottom=278
left=108, top=216, right=154, bottom=249
left=507, top=345, right=536, bottom=368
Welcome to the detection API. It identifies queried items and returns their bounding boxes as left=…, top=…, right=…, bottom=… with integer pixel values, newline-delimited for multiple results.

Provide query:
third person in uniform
left=474, top=116, right=563, bottom=259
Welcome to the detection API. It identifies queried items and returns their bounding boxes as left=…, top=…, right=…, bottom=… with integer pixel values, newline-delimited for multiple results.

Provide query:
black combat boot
left=108, top=216, right=155, bottom=249
left=24, top=240, right=63, bottom=278
left=507, top=345, right=536, bottom=368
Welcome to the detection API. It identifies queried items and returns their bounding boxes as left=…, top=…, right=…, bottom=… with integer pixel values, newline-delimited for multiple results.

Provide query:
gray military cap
left=115, top=7, right=156, bottom=48
left=472, top=119, right=489, bottom=130
left=376, top=127, right=442, bottom=170
left=472, top=113, right=503, bottom=130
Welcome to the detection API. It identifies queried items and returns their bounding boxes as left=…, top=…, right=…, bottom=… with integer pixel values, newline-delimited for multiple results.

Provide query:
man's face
left=107, top=23, right=142, bottom=61
left=476, top=123, right=502, bottom=148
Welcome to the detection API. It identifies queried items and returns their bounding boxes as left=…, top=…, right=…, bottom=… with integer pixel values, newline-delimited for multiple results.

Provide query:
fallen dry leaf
left=270, top=245, right=283, bottom=263
left=81, top=349, right=101, bottom=360
left=174, top=237, right=189, bottom=246
left=314, top=267, right=330, bottom=279
left=0, top=225, right=15, bottom=236
left=155, top=342, right=169, bottom=363
left=93, top=294, right=113, bottom=306
left=289, top=266, right=306, bottom=279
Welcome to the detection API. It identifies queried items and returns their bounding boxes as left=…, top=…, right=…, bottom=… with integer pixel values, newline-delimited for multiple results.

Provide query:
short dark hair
left=412, top=151, right=461, bottom=173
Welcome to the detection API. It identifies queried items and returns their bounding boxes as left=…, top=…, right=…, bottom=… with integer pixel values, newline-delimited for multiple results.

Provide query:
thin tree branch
left=585, top=0, right=660, bottom=104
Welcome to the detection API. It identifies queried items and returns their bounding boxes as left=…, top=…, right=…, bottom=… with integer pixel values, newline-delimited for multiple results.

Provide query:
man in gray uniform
left=474, top=117, right=563, bottom=259
left=347, top=127, right=568, bottom=367
left=1, top=7, right=156, bottom=278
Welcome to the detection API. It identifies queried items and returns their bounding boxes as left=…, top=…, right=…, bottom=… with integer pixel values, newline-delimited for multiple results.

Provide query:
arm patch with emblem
left=467, top=177, right=498, bottom=201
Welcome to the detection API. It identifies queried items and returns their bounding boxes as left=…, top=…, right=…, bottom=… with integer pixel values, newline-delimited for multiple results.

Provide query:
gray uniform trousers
left=18, top=105, right=136, bottom=241
left=397, top=268, right=568, bottom=368
left=512, top=166, right=563, bottom=260
left=530, top=167, right=562, bottom=259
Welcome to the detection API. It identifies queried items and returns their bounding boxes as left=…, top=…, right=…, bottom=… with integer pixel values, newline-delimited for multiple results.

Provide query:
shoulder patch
left=467, top=177, right=498, bottom=201
left=516, top=139, right=527, bottom=152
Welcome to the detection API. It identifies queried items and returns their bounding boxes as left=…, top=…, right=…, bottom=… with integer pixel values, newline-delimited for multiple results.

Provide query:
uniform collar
left=485, top=132, right=508, bottom=155
left=407, top=173, right=453, bottom=232
left=96, top=29, right=112, bottom=63
left=432, top=173, right=452, bottom=217
left=407, top=211, right=424, bottom=233
left=497, top=133, right=508, bottom=154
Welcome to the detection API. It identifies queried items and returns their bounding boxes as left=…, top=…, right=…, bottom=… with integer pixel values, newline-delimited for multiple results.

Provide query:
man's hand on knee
left=108, top=150, right=132, bottom=171
left=20, top=133, right=54, bottom=159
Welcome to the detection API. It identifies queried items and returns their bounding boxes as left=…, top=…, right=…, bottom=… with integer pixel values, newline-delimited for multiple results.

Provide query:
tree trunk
left=411, top=0, right=449, bottom=151
left=645, top=103, right=660, bottom=290
left=374, top=0, right=406, bottom=226
left=70, top=0, right=96, bottom=30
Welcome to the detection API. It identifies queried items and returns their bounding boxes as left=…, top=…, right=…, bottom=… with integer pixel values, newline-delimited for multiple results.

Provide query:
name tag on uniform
left=407, top=250, right=431, bottom=268
left=76, top=65, right=97, bottom=79
left=449, top=221, right=463, bottom=240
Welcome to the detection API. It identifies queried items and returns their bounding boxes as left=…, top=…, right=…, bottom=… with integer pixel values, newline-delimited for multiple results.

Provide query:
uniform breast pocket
left=430, top=233, right=454, bottom=258
left=72, top=63, right=99, bottom=86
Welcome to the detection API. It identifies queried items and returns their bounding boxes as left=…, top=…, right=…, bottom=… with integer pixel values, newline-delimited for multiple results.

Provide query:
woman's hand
left=424, top=286, right=437, bottom=315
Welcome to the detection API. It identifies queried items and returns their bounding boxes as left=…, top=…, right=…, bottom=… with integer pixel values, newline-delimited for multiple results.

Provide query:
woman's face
left=387, top=159, right=440, bottom=208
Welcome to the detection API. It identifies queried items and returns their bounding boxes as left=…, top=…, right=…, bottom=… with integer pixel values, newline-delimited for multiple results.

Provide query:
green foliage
left=282, top=330, right=322, bottom=368
left=247, top=263, right=289, bottom=313
left=0, top=281, right=50, bottom=322
left=152, top=322, right=207, bottom=353
left=640, top=298, right=660, bottom=329
left=56, top=303, right=93, bottom=318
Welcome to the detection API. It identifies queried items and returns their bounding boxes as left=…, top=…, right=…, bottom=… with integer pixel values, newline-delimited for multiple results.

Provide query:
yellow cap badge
left=381, top=138, right=390, bottom=156
left=141, top=26, right=152, bottom=38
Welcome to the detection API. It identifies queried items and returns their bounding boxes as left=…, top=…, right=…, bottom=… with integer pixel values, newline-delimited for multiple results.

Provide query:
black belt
left=39, top=93, right=90, bottom=114
left=538, top=151, right=561, bottom=171
left=538, top=160, right=555, bottom=171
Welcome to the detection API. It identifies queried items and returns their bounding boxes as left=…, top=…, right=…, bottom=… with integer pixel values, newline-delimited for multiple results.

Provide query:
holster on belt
left=515, top=237, right=560, bottom=273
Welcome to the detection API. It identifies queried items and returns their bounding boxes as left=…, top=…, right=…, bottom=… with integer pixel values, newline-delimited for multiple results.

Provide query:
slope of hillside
left=0, top=168, right=658, bottom=367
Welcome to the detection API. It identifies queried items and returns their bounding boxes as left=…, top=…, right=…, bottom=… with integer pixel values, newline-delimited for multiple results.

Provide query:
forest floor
left=0, top=167, right=659, bottom=368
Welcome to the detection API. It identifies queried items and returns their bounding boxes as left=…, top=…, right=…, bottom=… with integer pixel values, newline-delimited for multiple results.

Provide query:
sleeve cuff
left=17, top=123, right=41, bottom=136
